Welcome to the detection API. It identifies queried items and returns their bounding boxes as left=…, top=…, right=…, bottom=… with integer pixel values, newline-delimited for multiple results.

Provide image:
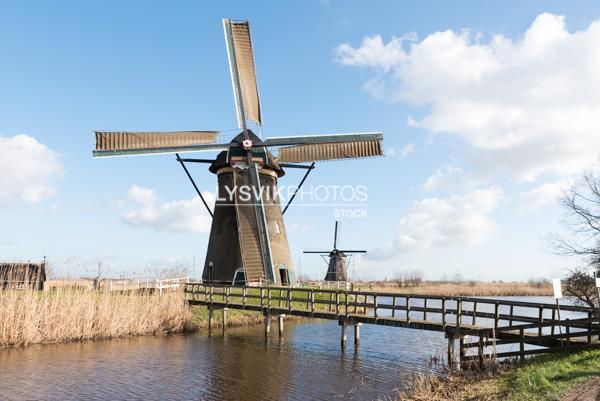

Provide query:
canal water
left=0, top=296, right=577, bottom=400
left=0, top=319, right=446, bottom=400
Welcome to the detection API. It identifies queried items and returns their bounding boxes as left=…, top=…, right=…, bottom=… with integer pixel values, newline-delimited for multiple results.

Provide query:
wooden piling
left=354, top=323, right=361, bottom=346
left=477, top=335, right=484, bottom=369
left=222, top=308, right=228, bottom=334
left=341, top=322, right=347, bottom=348
left=447, top=333, right=459, bottom=370
left=278, top=314, right=284, bottom=337
left=264, top=310, right=271, bottom=337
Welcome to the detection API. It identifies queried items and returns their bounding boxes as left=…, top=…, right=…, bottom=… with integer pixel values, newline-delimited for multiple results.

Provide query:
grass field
left=398, top=349, right=600, bottom=400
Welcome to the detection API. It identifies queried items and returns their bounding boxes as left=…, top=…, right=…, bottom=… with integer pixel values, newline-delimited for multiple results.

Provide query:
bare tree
left=405, top=269, right=424, bottom=287
left=563, top=267, right=598, bottom=308
left=553, top=167, right=600, bottom=268
left=551, top=165, right=600, bottom=307
left=160, top=263, right=191, bottom=279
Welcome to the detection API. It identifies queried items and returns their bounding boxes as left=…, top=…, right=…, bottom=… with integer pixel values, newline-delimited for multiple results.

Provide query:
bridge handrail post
left=566, top=318, right=571, bottom=346
left=538, top=306, right=544, bottom=337
left=345, top=292, right=349, bottom=317
left=519, top=327, right=525, bottom=361
left=310, top=290, right=315, bottom=313
left=287, top=288, right=292, bottom=312
left=494, top=302, right=500, bottom=333
left=268, top=287, right=272, bottom=308
left=423, top=298, right=428, bottom=321
left=588, top=311, right=593, bottom=344
left=406, top=296, right=411, bottom=324
left=374, top=295, right=378, bottom=319
left=243, top=286, right=247, bottom=306
left=472, top=301, right=477, bottom=326
left=442, top=299, right=446, bottom=328
left=509, top=305, right=514, bottom=327
left=210, top=285, right=214, bottom=303
left=551, top=309, right=556, bottom=336
left=457, top=300, right=462, bottom=332
left=392, top=296, right=396, bottom=318
left=260, top=288, right=264, bottom=308
left=335, top=291, right=339, bottom=315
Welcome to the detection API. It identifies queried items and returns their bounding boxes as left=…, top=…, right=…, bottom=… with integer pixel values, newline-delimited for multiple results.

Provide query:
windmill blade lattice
left=93, top=131, right=225, bottom=157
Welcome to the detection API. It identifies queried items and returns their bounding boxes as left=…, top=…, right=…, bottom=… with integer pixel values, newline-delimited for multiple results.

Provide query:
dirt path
left=562, top=377, right=600, bottom=401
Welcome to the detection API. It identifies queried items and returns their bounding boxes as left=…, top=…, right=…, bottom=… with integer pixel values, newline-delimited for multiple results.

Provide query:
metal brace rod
left=278, top=163, right=315, bottom=170
left=282, top=162, right=315, bottom=215
left=176, top=153, right=213, bottom=218
left=176, top=158, right=215, bottom=164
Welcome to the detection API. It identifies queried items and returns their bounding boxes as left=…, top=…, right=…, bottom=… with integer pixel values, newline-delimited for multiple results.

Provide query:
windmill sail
left=269, top=132, right=383, bottom=163
left=223, top=19, right=262, bottom=128
left=93, top=131, right=226, bottom=157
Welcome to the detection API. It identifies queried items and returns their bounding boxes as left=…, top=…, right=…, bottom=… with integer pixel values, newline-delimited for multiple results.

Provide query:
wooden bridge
left=184, top=283, right=600, bottom=368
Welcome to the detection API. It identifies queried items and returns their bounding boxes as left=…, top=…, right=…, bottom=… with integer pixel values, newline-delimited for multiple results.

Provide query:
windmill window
left=273, top=222, right=281, bottom=235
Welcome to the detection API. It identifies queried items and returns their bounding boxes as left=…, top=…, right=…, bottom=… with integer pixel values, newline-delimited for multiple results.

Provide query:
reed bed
left=0, top=288, right=193, bottom=347
left=360, top=282, right=552, bottom=297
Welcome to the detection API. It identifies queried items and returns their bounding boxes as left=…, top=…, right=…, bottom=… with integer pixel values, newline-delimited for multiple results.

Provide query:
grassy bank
left=398, top=349, right=600, bottom=400
left=0, top=289, right=193, bottom=347
left=191, top=306, right=265, bottom=329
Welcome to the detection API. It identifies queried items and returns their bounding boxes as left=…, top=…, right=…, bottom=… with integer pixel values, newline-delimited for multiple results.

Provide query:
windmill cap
left=208, top=130, right=285, bottom=176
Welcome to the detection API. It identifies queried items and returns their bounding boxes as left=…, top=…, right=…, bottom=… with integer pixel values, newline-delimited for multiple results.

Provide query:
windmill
left=92, top=19, right=383, bottom=286
left=304, top=222, right=366, bottom=282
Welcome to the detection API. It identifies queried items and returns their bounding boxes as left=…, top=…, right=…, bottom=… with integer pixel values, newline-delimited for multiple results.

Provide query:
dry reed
left=391, top=369, right=506, bottom=401
left=359, top=282, right=552, bottom=297
left=0, top=288, right=193, bottom=347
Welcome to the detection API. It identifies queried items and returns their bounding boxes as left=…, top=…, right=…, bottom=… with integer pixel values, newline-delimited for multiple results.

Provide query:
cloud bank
left=369, top=186, right=503, bottom=260
left=0, top=134, right=62, bottom=206
left=336, top=13, right=600, bottom=182
left=122, top=185, right=214, bottom=233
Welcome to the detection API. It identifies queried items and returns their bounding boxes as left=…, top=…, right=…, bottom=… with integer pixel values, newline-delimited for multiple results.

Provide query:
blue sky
left=2, top=1, right=600, bottom=280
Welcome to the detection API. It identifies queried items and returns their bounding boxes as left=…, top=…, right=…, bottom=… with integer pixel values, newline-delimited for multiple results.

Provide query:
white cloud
left=369, top=186, right=503, bottom=260
left=122, top=185, right=214, bottom=233
left=336, top=13, right=600, bottom=182
left=0, top=134, right=62, bottom=205
left=422, top=164, right=464, bottom=192
left=399, top=143, right=415, bottom=158
left=520, top=178, right=573, bottom=209
left=386, top=143, right=415, bottom=159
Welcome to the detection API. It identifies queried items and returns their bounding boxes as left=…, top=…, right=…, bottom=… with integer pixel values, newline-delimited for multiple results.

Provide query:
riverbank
left=397, top=349, right=600, bottom=401
left=0, top=289, right=193, bottom=347
left=191, top=305, right=265, bottom=329
left=358, top=281, right=552, bottom=297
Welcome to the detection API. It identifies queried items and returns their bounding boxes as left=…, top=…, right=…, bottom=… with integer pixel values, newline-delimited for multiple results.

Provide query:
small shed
left=0, top=263, right=46, bottom=290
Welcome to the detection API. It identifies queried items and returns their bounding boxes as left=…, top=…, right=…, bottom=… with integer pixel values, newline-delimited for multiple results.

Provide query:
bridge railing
left=184, top=283, right=599, bottom=333
left=184, top=283, right=600, bottom=364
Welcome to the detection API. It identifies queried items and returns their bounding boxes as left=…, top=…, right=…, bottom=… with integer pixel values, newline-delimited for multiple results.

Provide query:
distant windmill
left=92, top=19, right=383, bottom=286
left=304, top=222, right=366, bottom=282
